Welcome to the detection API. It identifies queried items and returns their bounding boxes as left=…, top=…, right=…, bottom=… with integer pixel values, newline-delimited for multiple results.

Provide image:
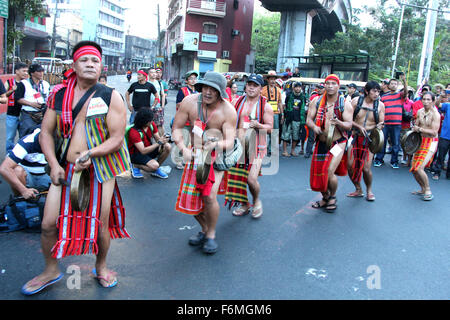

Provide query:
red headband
left=138, top=70, right=148, bottom=78
left=73, top=45, right=102, bottom=62
left=325, top=74, right=340, bottom=85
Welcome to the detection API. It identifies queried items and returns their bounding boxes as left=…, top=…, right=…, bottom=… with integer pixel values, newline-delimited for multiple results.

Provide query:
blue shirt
left=8, top=128, right=47, bottom=174
left=441, top=103, right=450, bottom=140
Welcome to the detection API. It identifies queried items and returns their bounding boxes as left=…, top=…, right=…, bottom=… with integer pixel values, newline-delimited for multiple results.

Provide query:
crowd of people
left=0, top=39, right=447, bottom=296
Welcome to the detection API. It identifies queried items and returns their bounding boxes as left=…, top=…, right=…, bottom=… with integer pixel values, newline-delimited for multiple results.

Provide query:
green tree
left=312, top=0, right=449, bottom=85
left=7, top=0, right=47, bottom=58
left=251, top=12, right=280, bottom=74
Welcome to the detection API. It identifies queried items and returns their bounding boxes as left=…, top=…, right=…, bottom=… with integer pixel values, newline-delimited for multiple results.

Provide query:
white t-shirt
left=149, top=80, right=162, bottom=107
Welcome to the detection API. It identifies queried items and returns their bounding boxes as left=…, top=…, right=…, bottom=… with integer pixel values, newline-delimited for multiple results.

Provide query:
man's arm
left=332, top=100, right=353, bottom=132
left=125, top=90, right=133, bottom=112
left=0, top=157, right=39, bottom=199
left=172, top=95, right=192, bottom=151
left=251, top=102, right=274, bottom=133
left=306, top=96, right=321, bottom=135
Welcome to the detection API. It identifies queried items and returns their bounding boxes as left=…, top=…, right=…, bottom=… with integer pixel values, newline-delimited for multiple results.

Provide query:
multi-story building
left=165, top=0, right=255, bottom=81
left=124, top=35, right=158, bottom=71
left=46, top=0, right=125, bottom=71
left=46, top=11, right=83, bottom=59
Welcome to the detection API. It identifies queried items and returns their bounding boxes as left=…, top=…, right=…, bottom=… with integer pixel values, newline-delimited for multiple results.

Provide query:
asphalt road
left=0, top=75, right=449, bottom=300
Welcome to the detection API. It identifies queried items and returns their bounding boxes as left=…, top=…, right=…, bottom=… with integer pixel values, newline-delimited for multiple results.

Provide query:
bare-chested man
left=306, top=74, right=353, bottom=213
left=228, top=74, right=273, bottom=218
left=347, top=81, right=385, bottom=201
left=21, top=41, right=130, bottom=295
left=173, top=71, right=237, bottom=254
left=410, top=91, right=440, bottom=201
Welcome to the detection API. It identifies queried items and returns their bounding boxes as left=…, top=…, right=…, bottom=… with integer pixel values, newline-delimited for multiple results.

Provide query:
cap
left=247, top=73, right=264, bottom=86
left=317, top=83, right=325, bottom=89
left=347, top=83, right=357, bottom=89
left=185, top=70, right=199, bottom=79
left=29, top=64, right=44, bottom=73
left=293, top=81, right=302, bottom=88
left=194, top=71, right=229, bottom=99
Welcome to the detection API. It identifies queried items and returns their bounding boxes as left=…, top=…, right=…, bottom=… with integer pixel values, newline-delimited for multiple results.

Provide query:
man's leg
left=5, top=115, right=19, bottom=154
left=95, top=178, right=117, bottom=287
left=325, top=142, right=346, bottom=210
left=22, top=184, right=62, bottom=293
left=157, top=143, right=171, bottom=165
left=202, top=170, right=225, bottom=241
left=363, top=152, right=375, bottom=200
left=390, top=125, right=401, bottom=166
left=248, top=157, right=263, bottom=218
left=346, top=144, right=364, bottom=196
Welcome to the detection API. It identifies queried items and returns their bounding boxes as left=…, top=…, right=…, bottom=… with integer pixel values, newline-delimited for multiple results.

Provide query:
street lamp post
left=391, top=3, right=405, bottom=78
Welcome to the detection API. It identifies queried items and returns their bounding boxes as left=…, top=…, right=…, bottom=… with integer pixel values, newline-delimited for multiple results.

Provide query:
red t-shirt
left=128, top=122, right=158, bottom=155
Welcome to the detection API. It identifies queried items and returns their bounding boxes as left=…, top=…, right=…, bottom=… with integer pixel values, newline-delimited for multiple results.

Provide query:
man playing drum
left=347, top=81, right=385, bottom=201
left=173, top=71, right=237, bottom=254
left=21, top=41, right=131, bottom=295
left=410, top=92, right=440, bottom=201
left=227, top=74, right=273, bottom=219
left=306, top=74, right=353, bottom=213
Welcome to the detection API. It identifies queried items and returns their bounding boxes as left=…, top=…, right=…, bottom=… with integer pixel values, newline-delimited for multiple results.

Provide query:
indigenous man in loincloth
left=172, top=71, right=237, bottom=254
left=410, top=91, right=440, bottom=201
left=226, top=74, right=273, bottom=219
left=306, top=74, right=353, bottom=213
left=21, top=41, right=131, bottom=295
left=346, top=81, right=385, bottom=201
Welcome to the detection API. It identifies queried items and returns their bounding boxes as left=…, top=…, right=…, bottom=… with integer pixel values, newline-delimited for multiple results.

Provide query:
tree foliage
left=7, top=0, right=47, bottom=57
left=251, top=12, right=280, bottom=74
left=312, top=0, right=449, bottom=85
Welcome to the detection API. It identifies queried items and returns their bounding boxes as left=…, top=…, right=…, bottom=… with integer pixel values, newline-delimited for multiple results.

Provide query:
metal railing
left=187, top=0, right=226, bottom=14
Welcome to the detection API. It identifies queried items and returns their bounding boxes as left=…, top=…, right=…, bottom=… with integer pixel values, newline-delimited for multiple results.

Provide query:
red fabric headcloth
left=324, top=74, right=340, bottom=85
left=138, top=70, right=148, bottom=78
left=73, top=45, right=102, bottom=62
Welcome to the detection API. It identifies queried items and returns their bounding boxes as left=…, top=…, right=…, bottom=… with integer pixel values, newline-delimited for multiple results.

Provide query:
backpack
left=0, top=193, right=47, bottom=233
left=125, top=124, right=154, bottom=149
left=353, top=95, right=380, bottom=124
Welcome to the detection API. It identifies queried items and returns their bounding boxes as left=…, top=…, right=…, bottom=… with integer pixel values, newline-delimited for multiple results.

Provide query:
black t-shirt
left=127, top=82, right=157, bottom=109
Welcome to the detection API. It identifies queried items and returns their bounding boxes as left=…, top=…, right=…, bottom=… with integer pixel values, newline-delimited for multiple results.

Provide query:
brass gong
left=196, top=148, right=212, bottom=185
left=368, top=128, right=384, bottom=154
left=401, top=130, right=422, bottom=155
left=326, top=124, right=335, bottom=149
left=70, top=169, right=90, bottom=212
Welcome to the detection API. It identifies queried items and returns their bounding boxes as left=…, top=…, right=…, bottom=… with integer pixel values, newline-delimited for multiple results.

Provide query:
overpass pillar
left=276, top=10, right=316, bottom=72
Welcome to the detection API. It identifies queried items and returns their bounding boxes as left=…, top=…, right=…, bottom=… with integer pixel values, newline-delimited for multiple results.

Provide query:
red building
left=165, top=0, right=255, bottom=81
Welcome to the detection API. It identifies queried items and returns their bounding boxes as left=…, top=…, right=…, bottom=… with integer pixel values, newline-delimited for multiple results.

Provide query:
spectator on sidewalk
left=148, top=68, right=165, bottom=135
left=127, top=109, right=171, bottom=179
left=15, top=64, right=50, bottom=138
left=4, top=62, right=28, bottom=154
left=0, top=128, right=50, bottom=199
left=432, top=86, right=450, bottom=180
left=374, top=75, right=407, bottom=169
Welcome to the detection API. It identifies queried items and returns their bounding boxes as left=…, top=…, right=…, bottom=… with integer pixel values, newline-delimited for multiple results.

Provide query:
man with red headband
left=21, top=41, right=131, bottom=295
left=125, top=68, right=159, bottom=124
left=306, top=74, right=353, bottom=213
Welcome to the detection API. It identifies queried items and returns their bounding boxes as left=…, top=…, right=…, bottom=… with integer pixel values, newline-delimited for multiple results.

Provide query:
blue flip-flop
left=21, top=273, right=64, bottom=296
left=92, top=268, right=118, bottom=288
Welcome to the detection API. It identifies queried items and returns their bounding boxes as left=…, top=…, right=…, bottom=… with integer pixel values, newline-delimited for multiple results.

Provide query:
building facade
left=46, top=0, right=125, bottom=71
left=124, top=35, right=157, bottom=71
left=165, top=0, right=255, bottom=81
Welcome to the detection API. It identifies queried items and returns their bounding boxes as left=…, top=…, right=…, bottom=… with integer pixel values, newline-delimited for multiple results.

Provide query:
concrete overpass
left=259, top=0, right=352, bottom=72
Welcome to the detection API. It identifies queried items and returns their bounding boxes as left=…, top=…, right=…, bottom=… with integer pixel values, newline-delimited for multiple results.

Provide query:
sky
left=123, top=0, right=168, bottom=40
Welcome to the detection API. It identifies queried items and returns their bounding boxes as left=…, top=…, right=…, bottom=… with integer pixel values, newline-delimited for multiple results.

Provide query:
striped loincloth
left=350, top=134, right=370, bottom=183
left=52, top=163, right=129, bottom=259
left=410, top=137, right=438, bottom=172
left=224, top=163, right=251, bottom=209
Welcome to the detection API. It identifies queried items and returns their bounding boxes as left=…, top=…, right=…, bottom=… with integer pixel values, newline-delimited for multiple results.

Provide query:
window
left=203, top=22, right=217, bottom=34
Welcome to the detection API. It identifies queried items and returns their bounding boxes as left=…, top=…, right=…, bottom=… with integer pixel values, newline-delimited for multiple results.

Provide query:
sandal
left=423, top=193, right=434, bottom=201
left=282, top=152, right=291, bottom=157
left=366, top=193, right=376, bottom=201
left=232, top=205, right=251, bottom=217
left=346, top=191, right=364, bottom=198
left=251, top=201, right=263, bottom=219
left=312, top=197, right=329, bottom=209
left=411, top=190, right=424, bottom=196
left=92, top=268, right=118, bottom=288
left=325, top=196, right=337, bottom=213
